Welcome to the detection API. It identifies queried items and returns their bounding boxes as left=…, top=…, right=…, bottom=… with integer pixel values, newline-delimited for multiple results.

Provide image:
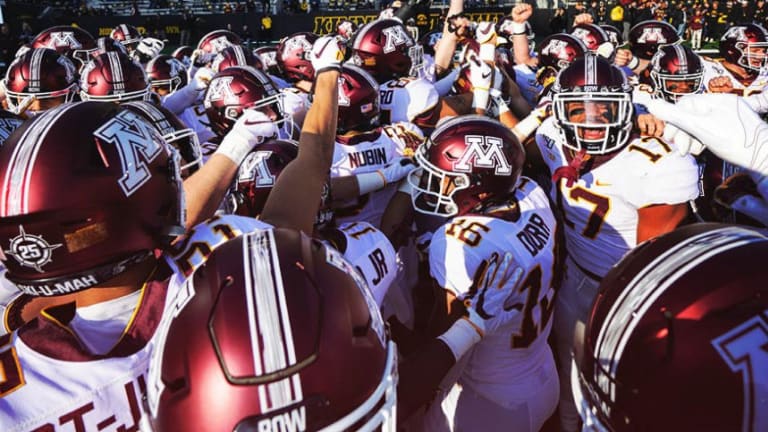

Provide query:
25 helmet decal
left=4, top=225, right=62, bottom=273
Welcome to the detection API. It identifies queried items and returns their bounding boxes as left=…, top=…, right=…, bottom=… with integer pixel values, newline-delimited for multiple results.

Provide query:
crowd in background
left=555, top=0, right=768, bottom=48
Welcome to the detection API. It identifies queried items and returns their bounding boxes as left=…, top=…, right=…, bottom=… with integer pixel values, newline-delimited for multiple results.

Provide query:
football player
left=533, top=53, right=699, bottom=432
left=394, top=116, right=560, bottom=432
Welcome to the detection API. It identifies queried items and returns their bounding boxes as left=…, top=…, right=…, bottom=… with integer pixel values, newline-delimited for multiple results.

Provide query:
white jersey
left=513, top=63, right=541, bottom=108
left=379, top=77, right=439, bottom=125
left=702, top=58, right=744, bottom=90
left=428, top=178, right=559, bottom=402
left=324, top=221, right=397, bottom=306
left=535, top=118, right=699, bottom=278
left=0, top=215, right=268, bottom=431
left=331, top=123, right=424, bottom=227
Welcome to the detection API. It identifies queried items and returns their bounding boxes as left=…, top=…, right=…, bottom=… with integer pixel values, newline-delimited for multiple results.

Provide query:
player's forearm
left=512, top=33, right=533, bottom=66
left=183, top=154, right=238, bottom=230
left=434, top=0, right=464, bottom=72
left=299, top=70, right=340, bottom=164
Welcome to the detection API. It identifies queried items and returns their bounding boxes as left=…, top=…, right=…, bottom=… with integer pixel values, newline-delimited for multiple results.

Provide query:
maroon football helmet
left=145, top=55, right=188, bottom=95
left=571, top=23, right=610, bottom=52
left=0, top=101, right=184, bottom=296
left=575, top=223, right=768, bottom=432
left=409, top=115, right=525, bottom=217
left=172, top=45, right=194, bottom=69
left=31, top=25, right=97, bottom=66
left=253, top=45, right=281, bottom=76
left=537, top=33, right=588, bottom=73
left=79, top=52, right=151, bottom=102
left=419, top=30, right=443, bottom=57
left=232, top=139, right=299, bottom=217
left=629, top=20, right=681, bottom=60
left=196, top=30, right=242, bottom=65
left=212, top=45, right=263, bottom=73
left=337, top=65, right=380, bottom=133
left=110, top=24, right=143, bottom=52
left=276, top=32, right=318, bottom=82
left=600, top=24, right=624, bottom=49
left=2, top=48, right=78, bottom=114
left=94, top=36, right=130, bottom=57
left=720, top=24, right=768, bottom=72
left=351, top=19, right=421, bottom=83
left=123, top=101, right=202, bottom=177
left=650, top=45, right=704, bottom=102
left=552, top=53, right=634, bottom=155
left=203, top=66, right=283, bottom=138
left=144, top=54, right=187, bottom=93
left=147, top=227, right=397, bottom=432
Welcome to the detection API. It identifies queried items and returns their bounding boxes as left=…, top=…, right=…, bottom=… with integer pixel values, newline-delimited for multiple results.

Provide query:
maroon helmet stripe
left=242, top=229, right=303, bottom=411
left=2, top=104, right=76, bottom=216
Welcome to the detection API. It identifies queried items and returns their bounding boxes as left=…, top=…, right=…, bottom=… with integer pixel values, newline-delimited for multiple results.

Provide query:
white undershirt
left=69, top=290, right=142, bottom=355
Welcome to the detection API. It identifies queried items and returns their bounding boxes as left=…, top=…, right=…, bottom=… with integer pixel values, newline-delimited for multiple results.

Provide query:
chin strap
left=7, top=251, right=153, bottom=297
left=552, top=148, right=589, bottom=188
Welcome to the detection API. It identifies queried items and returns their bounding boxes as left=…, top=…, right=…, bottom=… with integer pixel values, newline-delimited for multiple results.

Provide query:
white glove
left=596, top=42, right=615, bottom=60
left=192, top=66, right=214, bottom=91
left=215, top=109, right=279, bottom=166
left=469, top=56, right=494, bottom=110
left=662, top=123, right=705, bottom=156
left=475, top=21, right=497, bottom=44
left=310, top=35, right=345, bottom=74
left=136, top=37, right=165, bottom=59
left=381, top=156, right=416, bottom=184
left=356, top=157, right=416, bottom=195
left=459, top=252, right=525, bottom=335
left=640, top=93, right=768, bottom=176
left=191, top=48, right=215, bottom=67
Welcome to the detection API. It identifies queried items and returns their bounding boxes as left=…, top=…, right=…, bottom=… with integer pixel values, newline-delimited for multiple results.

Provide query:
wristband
left=510, top=21, right=527, bottom=35
left=628, top=55, right=640, bottom=70
left=473, top=88, right=491, bottom=110
left=512, top=109, right=546, bottom=140
left=437, top=317, right=483, bottom=361
left=356, top=171, right=387, bottom=195
left=215, top=133, right=257, bottom=166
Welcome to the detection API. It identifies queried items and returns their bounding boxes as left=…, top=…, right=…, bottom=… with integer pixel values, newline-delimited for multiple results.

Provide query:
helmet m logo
left=239, top=150, right=276, bottom=187
left=454, top=135, right=512, bottom=175
left=95, top=110, right=164, bottom=196
left=49, top=32, right=82, bottom=49
left=382, top=26, right=410, bottom=54
left=543, top=39, right=568, bottom=59
left=205, top=76, right=237, bottom=104
left=637, top=27, right=667, bottom=44
left=210, top=36, right=233, bottom=53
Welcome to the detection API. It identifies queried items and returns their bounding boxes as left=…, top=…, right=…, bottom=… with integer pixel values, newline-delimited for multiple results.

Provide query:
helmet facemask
left=650, top=70, right=704, bottom=102
left=553, top=93, right=633, bottom=155
left=736, top=41, right=768, bottom=71
left=409, top=144, right=470, bottom=217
